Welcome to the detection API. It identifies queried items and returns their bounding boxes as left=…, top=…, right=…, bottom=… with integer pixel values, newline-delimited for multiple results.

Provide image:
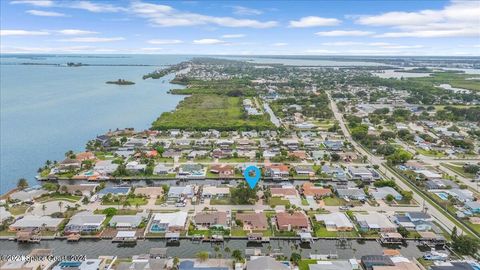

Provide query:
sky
left=1, top=0, right=479, bottom=56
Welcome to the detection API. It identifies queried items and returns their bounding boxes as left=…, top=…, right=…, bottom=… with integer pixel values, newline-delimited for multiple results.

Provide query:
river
left=0, top=54, right=190, bottom=193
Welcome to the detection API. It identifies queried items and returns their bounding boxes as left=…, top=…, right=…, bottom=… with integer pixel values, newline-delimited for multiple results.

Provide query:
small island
left=105, top=79, right=135, bottom=85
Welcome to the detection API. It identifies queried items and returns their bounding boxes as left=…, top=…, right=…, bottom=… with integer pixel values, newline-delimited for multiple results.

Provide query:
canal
left=0, top=239, right=430, bottom=259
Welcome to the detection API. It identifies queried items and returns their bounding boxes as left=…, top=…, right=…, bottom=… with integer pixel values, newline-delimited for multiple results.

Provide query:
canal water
left=0, top=239, right=428, bottom=259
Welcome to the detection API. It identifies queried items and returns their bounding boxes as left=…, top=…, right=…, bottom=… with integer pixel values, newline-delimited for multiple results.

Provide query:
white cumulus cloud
left=147, top=39, right=183, bottom=45
left=1, top=29, right=50, bottom=36
left=26, top=9, right=66, bottom=17
left=315, top=30, right=374, bottom=36
left=289, top=16, right=341, bottom=28
left=193, top=39, right=225, bottom=45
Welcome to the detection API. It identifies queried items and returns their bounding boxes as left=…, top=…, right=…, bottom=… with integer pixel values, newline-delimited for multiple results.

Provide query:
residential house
left=126, top=161, right=147, bottom=172
left=177, top=164, right=206, bottom=179
left=276, top=212, right=310, bottom=231
left=168, top=185, right=194, bottom=199
left=246, top=256, right=289, bottom=270
left=60, top=184, right=98, bottom=196
left=337, top=188, right=367, bottom=200
left=97, top=186, right=131, bottom=198
left=109, top=212, right=147, bottom=229
left=302, top=182, right=331, bottom=199
left=354, top=212, right=397, bottom=232
left=150, top=212, right=188, bottom=233
left=236, top=212, right=268, bottom=231
left=264, top=164, right=290, bottom=180
left=202, top=186, right=230, bottom=198
left=9, top=215, right=63, bottom=232
left=58, top=158, right=81, bottom=172
left=295, top=165, right=315, bottom=176
left=465, top=201, right=480, bottom=213
left=64, top=211, right=106, bottom=234
left=323, top=140, right=343, bottom=151
left=209, top=164, right=235, bottom=178
left=348, top=167, right=374, bottom=182
left=153, top=164, right=173, bottom=175
left=94, top=160, right=119, bottom=175
left=315, top=212, right=354, bottom=231
left=371, top=187, right=403, bottom=201
left=270, top=186, right=298, bottom=198
left=194, top=211, right=229, bottom=229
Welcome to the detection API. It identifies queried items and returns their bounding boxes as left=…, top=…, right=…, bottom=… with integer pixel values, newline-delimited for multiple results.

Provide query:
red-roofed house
left=276, top=212, right=310, bottom=231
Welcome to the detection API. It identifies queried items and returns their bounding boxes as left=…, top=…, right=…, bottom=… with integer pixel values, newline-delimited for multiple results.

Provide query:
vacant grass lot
left=152, top=95, right=274, bottom=131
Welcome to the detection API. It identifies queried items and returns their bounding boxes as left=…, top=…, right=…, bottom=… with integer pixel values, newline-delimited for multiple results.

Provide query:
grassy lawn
left=323, top=196, right=347, bottom=206
left=268, top=197, right=290, bottom=206
left=299, top=259, right=318, bottom=270
left=9, top=204, right=29, bottom=215
left=273, top=227, right=297, bottom=237
left=210, top=198, right=232, bottom=205
left=0, top=230, right=16, bottom=236
left=301, top=198, right=309, bottom=206
left=152, top=95, right=275, bottom=131
left=417, top=149, right=445, bottom=157
left=101, top=196, right=147, bottom=206
left=465, top=220, right=480, bottom=235
left=94, top=209, right=138, bottom=215
left=126, top=197, right=148, bottom=206
left=230, top=227, right=247, bottom=236
left=37, top=194, right=82, bottom=203
left=442, top=163, right=476, bottom=178
left=313, top=223, right=358, bottom=238
left=219, top=157, right=250, bottom=163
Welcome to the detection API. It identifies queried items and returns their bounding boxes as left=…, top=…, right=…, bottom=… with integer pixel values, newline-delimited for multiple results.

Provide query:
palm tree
left=58, top=201, right=63, bottom=212
left=122, top=201, right=131, bottom=209
left=42, top=204, right=47, bottom=215
left=17, top=178, right=29, bottom=190
left=173, top=257, right=179, bottom=270
left=196, top=251, right=209, bottom=262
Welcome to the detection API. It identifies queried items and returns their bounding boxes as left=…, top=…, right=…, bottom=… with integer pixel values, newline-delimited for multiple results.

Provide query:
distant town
left=1, top=57, right=480, bottom=270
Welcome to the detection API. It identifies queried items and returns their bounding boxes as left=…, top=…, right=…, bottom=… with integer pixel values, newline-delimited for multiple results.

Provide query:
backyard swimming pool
left=435, top=192, right=449, bottom=201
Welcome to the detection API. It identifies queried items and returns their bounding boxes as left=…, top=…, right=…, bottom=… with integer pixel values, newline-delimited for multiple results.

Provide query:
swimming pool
left=435, top=192, right=449, bottom=201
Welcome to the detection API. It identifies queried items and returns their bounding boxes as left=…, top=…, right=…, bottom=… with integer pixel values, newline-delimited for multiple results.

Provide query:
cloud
left=232, top=6, right=263, bottom=16
left=58, top=37, right=125, bottom=42
left=356, top=0, right=480, bottom=38
left=57, top=29, right=99, bottom=35
left=321, top=41, right=425, bottom=49
left=272, top=42, right=288, bottom=46
left=12, top=0, right=125, bottom=13
left=130, top=1, right=277, bottom=28
left=222, top=34, right=245, bottom=38
left=315, top=30, right=374, bottom=36
left=305, top=49, right=338, bottom=54
left=26, top=9, right=66, bottom=17
left=67, top=1, right=126, bottom=12
left=321, top=41, right=363, bottom=46
left=0, top=29, right=50, bottom=36
left=147, top=39, right=183, bottom=44
left=1, top=45, right=94, bottom=53
left=11, top=0, right=54, bottom=7
left=289, top=16, right=341, bottom=28
left=193, top=38, right=225, bottom=45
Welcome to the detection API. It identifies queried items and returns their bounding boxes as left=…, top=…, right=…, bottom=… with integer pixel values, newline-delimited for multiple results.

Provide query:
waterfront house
left=9, top=215, right=63, bottom=232
left=75, top=151, right=95, bottom=161
left=168, top=185, right=194, bottom=199
left=116, top=258, right=167, bottom=270
left=153, top=164, right=173, bottom=175
left=134, top=187, right=163, bottom=198
left=150, top=212, right=188, bottom=233
left=60, top=184, right=98, bottom=196
left=361, top=255, right=395, bottom=270
left=0, top=207, right=12, bottom=223
left=109, top=212, right=147, bottom=229
left=308, top=260, right=357, bottom=270
left=371, top=187, right=403, bottom=201
left=394, top=212, right=433, bottom=231
left=322, top=165, right=347, bottom=181
left=354, top=212, right=397, bottom=232
left=209, top=164, right=235, bottom=178
left=236, top=212, right=268, bottom=231
left=294, top=165, right=315, bottom=176
left=315, top=212, right=354, bottom=231
left=276, top=212, right=310, bottom=231
left=264, top=164, right=290, bottom=180
left=97, top=186, right=131, bottom=198
left=94, top=160, right=119, bottom=175
left=177, top=164, right=206, bottom=179
left=337, top=188, right=366, bottom=201
left=64, top=211, right=106, bottom=234
left=302, top=182, right=332, bottom=199
left=9, top=185, right=47, bottom=202
left=202, top=185, right=230, bottom=198
left=126, top=161, right=147, bottom=172
left=194, top=211, right=229, bottom=229
left=246, top=256, right=289, bottom=270
left=270, top=186, right=298, bottom=198
left=179, top=260, right=229, bottom=270
left=58, top=158, right=81, bottom=172
left=448, top=188, right=474, bottom=202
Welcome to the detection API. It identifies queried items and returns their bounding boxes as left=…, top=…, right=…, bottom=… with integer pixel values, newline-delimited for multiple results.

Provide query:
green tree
left=230, top=182, right=257, bottom=205
left=102, top=207, right=117, bottom=217
left=452, top=235, right=480, bottom=256
left=196, top=251, right=209, bottom=262
left=290, top=252, right=301, bottom=265
left=17, top=178, right=29, bottom=190
left=397, top=226, right=409, bottom=238
left=385, top=194, right=394, bottom=202
left=42, top=182, right=58, bottom=192
left=231, top=249, right=243, bottom=262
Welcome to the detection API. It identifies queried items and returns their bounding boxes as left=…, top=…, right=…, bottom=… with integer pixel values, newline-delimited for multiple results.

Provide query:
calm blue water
left=0, top=54, right=189, bottom=193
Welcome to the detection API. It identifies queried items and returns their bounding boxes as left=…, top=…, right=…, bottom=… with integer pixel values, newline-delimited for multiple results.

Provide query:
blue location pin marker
left=243, top=165, right=261, bottom=189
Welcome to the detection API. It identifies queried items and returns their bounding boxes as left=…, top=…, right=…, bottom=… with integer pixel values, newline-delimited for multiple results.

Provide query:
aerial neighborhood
left=1, top=57, right=480, bottom=270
